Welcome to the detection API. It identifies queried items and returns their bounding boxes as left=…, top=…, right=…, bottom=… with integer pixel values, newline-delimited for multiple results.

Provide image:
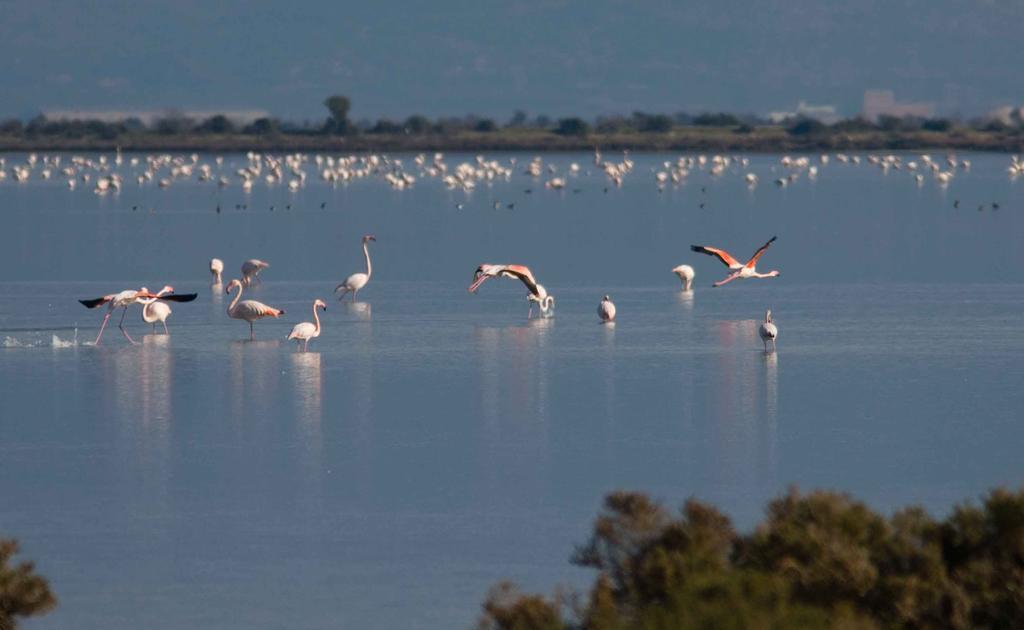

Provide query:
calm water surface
left=2, top=152, right=1023, bottom=628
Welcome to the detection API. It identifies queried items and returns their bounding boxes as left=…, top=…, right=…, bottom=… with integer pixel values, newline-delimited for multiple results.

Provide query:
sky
left=2, top=0, right=1022, bottom=122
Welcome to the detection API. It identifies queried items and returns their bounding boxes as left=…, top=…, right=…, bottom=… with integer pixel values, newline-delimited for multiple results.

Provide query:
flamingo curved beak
left=468, top=274, right=488, bottom=293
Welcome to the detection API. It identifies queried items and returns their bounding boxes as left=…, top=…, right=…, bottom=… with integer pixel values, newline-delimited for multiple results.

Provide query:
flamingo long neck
left=228, top=283, right=243, bottom=314
left=363, top=241, right=372, bottom=279
left=313, top=304, right=321, bottom=333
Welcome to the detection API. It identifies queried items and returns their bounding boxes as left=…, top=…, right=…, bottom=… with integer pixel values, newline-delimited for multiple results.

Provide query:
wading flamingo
left=226, top=278, right=285, bottom=340
left=210, top=258, right=224, bottom=284
left=598, top=295, right=616, bottom=323
left=690, top=236, right=780, bottom=287
left=241, top=259, right=269, bottom=286
left=287, top=299, right=327, bottom=351
left=140, top=285, right=175, bottom=334
left=468, top=264, right=555, bottom=317
left=80, top=287, right=195, bottom=345
left=335, top=235, right=376, bottom=301
left=759, top=309, right=778, bottom=352
left=671, top=264, right=695, bottom=290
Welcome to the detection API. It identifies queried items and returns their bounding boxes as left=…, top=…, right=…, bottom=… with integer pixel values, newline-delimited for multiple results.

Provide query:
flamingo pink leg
left=118, top=307, right=137, bottom=344
left=162, top=321, right=169, bottom=335
left=249, top=321, right=255, bottom=341
left=713, top=273, right=741, bottom=288
left=94, top=311, right=111, bottom=345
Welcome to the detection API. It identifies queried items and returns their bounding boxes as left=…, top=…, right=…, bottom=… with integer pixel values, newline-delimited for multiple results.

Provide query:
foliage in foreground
left=478, top=487, right=1024, bottom=630
left=0, top=539, right=56, bottom=629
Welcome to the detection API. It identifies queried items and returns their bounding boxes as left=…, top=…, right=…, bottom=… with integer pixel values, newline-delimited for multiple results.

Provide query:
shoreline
left=2, top=128, right=1023, bottom=153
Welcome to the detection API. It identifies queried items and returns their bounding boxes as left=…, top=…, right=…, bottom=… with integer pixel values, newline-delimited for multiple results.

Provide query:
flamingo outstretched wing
left=79, top=296, right=113, bottom=309
left=159, top=293, right=198, bottom=303
left=498, top=265, right=541, bottom=296
left=744, top=236, right=777, bottom=268
left=690, top=245, right=742, bottom=269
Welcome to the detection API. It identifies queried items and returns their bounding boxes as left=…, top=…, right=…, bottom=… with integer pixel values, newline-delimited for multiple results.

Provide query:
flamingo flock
left=77, top=222, right=785, bottom=352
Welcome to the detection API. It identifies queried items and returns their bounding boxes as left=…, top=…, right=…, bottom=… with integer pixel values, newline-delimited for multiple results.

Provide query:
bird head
left=314, top=299, right=327, bottom=311
left=226, top=279, right=241, bottom=294
left=469, top=264, right=498, bottom=293
left=363, top=234, right=376, bottom=243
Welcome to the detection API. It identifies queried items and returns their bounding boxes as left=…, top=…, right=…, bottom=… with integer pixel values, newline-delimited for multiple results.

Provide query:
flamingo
left=241, top=259, right=269, bottom=286
left=287, top=299, right=327, bottom=352
left=671, top=264, right=695, bottom=291
left=140, top=285, right=175, bottom=334
left=335, top=235, right=376, bottom=301
left=690, top=236, right=780, bottom=287
left=210, top=258, right=224, bottom=285
left=80, top=287, right=195, bottom=345
left=468, top=264, right=554, bottom=317
left=225, top=278, right=285, bottom=340
left=598, top=295, right=616, bottom=323
left=759, top=309, right=778, bottom=352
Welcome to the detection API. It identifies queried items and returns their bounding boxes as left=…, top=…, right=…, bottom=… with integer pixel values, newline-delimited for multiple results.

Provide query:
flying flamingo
left=80, top=287, right=195, bottom=345
left=335, top=235, right=376, bottom=301
left=468, top=264, right=555, bottom=317
left=598, top=295, right=616, bottom=323
left=140, top=285, right=175, bottom=334
left=671, top=264, right=695, bottom=290
left=210, top=258, right=224, bottom=285
left=690, top=236, right=780, bottom=287
left=225, top=278, right=285, bottom=340
left=759, top=309, right=778, bottom=352
left=241, top=259, right=269, bottom=286
left=287, top=298, right=327, bottom=352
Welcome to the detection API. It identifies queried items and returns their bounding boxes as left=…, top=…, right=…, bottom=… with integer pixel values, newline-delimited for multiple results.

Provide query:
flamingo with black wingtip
left=690, top=236, right=780, bottom=287
left=80, top=287, right=197, bottom=345
left=468, top=264, right=555, bottom=318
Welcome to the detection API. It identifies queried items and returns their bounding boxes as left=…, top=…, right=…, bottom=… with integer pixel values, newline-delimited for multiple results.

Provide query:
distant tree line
left=478, top=486, right=1024, bottom=629
left=1, top=94, right=1021, bottom=145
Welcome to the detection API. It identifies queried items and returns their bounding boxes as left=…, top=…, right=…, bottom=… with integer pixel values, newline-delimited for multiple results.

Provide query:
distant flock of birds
left=2, top=149, right=1021, bottom=199
left=79, top=232, right=781, bottom=353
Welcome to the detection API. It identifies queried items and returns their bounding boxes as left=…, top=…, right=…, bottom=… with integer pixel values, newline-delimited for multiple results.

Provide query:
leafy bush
left=0, top=538, right=56, bottom=628
left=479, top=486, right=1024, bottom=629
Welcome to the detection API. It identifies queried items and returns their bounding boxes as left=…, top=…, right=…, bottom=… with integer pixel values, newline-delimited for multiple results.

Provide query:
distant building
left=861, top=90, right=933, bottom=121
left=41, top=109, right=271, bottom=126
left=767, top=101, right=840, bottom=125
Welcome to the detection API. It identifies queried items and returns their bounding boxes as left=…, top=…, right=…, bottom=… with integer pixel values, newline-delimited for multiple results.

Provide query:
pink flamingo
left=690, top=236, right=780, bottom=287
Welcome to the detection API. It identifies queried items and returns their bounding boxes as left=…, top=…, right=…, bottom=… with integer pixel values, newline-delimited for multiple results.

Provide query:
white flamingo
left=241, top=259, right=269, bottom=286
left=210, top=258, right=224, bottom=285
left=140, top=285, right=175, bottom=334
left=598, top=295, right=616, bottom=323
left=335, top=235, right=376, bottom=301
left=226, top=278, right=285, bottom=340
left=690, top=236, right=780, bottom=287
left=468, top=264, right=554, bottom=317
left=287, top=299, right=327, bottom=352
left=759, top=309, right=778, bottom=352
left=80, top=287, right=195, bottom=345
left=671, top=264, right=695, bottom=291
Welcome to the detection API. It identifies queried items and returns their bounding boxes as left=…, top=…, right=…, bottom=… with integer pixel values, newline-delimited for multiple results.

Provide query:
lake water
left=1, top=151, right=1023, bottom=628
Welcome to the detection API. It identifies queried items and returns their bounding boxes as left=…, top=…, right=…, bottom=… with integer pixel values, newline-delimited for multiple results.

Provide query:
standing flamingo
left=598, top=295, right=616, bottom=323
left=671, top=264, right=695, bottom=290
left=225, top=278, right=285, bottom=340
left=690, top=236, right=780, bottom=287
left=210, top=258, right=224, bottom=285
left=80, top=288, right=195, bottom=345
left=140, top=285, right=175, bottom=334
left=241, top=259, right=269, bottom=286
left=468, top=264, right=555, bottom=317
left=759, top=309, right=778, bottom=352
left=335, top=235, right=376, bottom=301
left=287, top=299, right=327, bottom=351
